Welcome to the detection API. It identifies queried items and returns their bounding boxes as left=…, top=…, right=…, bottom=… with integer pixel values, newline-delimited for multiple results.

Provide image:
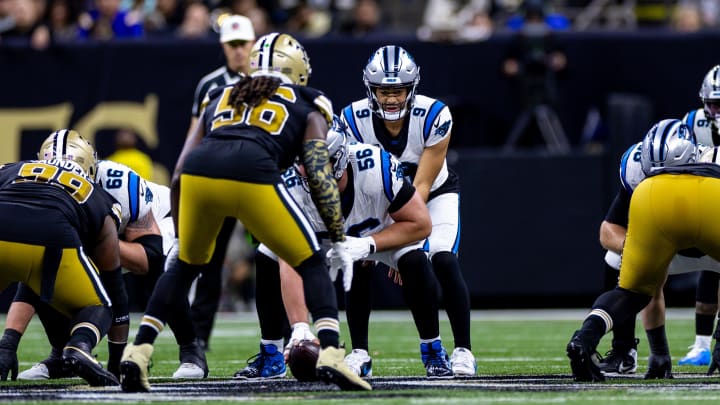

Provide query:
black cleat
left=598, top=338, right=638, bottom=375
left=644, top=353, right=673, bottom=379
left=566, top=331, right=605, bottom=382
left=62, top=344, right=119, bottom=386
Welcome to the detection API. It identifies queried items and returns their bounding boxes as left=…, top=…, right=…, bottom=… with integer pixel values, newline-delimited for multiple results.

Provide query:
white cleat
left=172, top=363, right=206, bottom=379
left=17, top=363, right=50, bottom=380
left=450, top=347, right=477, bottom=376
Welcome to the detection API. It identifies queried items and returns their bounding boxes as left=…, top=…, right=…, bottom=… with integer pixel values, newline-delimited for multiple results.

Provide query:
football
left=287, top=339, right=320, bottom=382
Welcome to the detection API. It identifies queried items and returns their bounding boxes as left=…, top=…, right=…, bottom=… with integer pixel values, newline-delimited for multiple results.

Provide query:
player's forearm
left=4, top=302, right=35, bottom=335
left=599, top=221, right=626, bottom=254
left=118, top=240, right=150, bottom=274
left=302, top=139, right=345, bottom=242
left=372, top=221, right=430, bottom=252
left=279, top=260, right=310, bottom=325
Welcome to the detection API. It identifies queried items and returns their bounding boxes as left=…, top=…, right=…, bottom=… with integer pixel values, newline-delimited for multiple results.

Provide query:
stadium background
left=0, top=30, right=712, bottom=309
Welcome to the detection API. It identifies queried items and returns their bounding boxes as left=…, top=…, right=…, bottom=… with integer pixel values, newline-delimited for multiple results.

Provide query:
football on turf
left=288, top=339, right=320, bottom=381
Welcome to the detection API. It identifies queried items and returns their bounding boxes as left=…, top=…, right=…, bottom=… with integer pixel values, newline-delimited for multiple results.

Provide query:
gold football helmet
left=38, top=129, right=98, bottom=180
left=249, top=33, right=311, bottom=86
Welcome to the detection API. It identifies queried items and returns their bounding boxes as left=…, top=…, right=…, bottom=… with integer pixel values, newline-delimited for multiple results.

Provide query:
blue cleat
left=233, top=343, right=286, bottom=379
left=678, top=346, right=711, bottom=366
left=420, top=340, right=453, bottom=379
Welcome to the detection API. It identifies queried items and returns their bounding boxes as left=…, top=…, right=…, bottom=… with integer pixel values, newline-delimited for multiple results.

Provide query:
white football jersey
left=96, top=160, right=171, bottom=236
left=341, top=95, right=453, bottom=193
left=260, top=142, right=420, bottom=268
left=683, top=108, right=718, bottom=146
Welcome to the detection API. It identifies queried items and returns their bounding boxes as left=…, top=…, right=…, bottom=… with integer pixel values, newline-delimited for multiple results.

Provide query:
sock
left=646, top=325, right=669, bottom=356
left=697, top=313, right=715, bottom=336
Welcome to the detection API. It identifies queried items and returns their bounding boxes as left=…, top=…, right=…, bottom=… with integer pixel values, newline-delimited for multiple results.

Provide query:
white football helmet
left=326, top=116, right=349, bottom=180
left=700, top=65, right=720, bottom=128
left=38, top=129, right=98, bottom=180
left=363, top=45, right=420, bottom=121
left=640, top=119, right=697, bottom=175
left=249, top=32, right=311, bottom=86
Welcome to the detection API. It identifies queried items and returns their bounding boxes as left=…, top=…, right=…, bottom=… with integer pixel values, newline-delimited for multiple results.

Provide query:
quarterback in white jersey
left=339, top=45, right=474, bottom=376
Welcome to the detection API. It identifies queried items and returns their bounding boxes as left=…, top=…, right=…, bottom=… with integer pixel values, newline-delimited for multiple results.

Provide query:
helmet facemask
left=363, top=45, right=420, bottom=121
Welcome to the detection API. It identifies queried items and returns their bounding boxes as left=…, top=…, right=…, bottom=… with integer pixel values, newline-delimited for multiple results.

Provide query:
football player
left=119, top=32, right=370, bottom=392
left=235, top=119, right=451, bottom=379
left=678, top=64, right=720, bottom=366
left=4, top=157, right=208, bottom=381
left=0, top=129, right=123, bottom=386
left=566, top=119, right=720, bottom=382
left=340, top=45, right=475, bottom=376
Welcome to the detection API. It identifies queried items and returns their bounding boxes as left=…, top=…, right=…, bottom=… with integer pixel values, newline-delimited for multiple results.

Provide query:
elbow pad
left=134, top=234, right=165, bottom=277
left=99, top=268, right=129, bottom=327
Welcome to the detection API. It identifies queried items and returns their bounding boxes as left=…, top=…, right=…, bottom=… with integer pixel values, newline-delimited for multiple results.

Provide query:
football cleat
left=316, top=346, right=372, bottom=391
left=644, top=353, right=674, bottom=379
left=450, top=347, right=477, bottom=376
left=119, top=343, right=154, bottom=392
left=172, top=341, right=208, bottom=379
left=598, top=339, right=638, bottom=375
left=62, top=344, right=119, bottom=386
left=678, top=345, right=711, bottom=366
left=18, top=348, right=75, bottom=380
left=233, top=343, right=286, bottom=379
left=420, top=340, right=453, bottom=379
left=566, top=331, right=605, bottom=382
left=344, top=349, right=373, bottom=377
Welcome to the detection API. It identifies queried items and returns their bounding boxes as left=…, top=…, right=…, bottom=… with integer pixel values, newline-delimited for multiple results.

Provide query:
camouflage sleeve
left=302, top=139, right=345, bottom=243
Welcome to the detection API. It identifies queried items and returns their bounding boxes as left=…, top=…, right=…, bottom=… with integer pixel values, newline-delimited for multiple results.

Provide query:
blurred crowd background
left=1, top=0, right=718, bottom=49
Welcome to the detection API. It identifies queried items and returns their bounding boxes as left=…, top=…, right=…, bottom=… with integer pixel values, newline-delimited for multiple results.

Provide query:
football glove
left=328, top=240, right=355, bottom=291
left=283, top=323, right=318, bottom=362
left=0, top=328, right=20, bottom=382
left=707, top=341, right=720, bottom=376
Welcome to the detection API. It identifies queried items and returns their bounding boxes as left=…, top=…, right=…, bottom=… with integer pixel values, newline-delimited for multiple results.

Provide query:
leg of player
left=398, top=249, right=453, bottom=379
left=641, top=286, right=673, bottom=379
left=234, top=252, right=287, bottom=380
left=344, top=261, right=374, bottom=377
left=679, top=271, right=719, bottom=366
left=567, top=287, right=651, bottom=382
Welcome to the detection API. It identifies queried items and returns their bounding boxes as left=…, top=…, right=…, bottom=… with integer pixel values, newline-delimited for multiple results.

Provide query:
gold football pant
left=620, top=174, right=720, bottom=295
left=178, top=174, right=318, bottom=267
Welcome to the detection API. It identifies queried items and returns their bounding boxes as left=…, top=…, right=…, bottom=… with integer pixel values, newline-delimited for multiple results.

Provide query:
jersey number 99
left=14, top=162, right=94, bottom=203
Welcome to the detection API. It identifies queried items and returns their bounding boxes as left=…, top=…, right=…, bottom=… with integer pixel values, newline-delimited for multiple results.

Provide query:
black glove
left=707, top=341, right=720, bottom=376
left=0, top=329, right=21, bottom=381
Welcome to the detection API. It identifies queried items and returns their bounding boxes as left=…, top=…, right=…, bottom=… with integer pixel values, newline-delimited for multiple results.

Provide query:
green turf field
left=6, top=309, right=720, bottom=404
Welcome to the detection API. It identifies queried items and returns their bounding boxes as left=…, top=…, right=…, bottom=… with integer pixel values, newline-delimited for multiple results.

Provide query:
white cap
left=219, top=15, right=255, bottom=43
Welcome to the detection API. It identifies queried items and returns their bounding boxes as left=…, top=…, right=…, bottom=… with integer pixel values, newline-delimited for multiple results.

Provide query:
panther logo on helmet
left=38, top=129, right=98, bottom=180
left=640, top=119, right=697, bottom=175
left=363, top=45, right=420, bottom=121
left=249, top=33, right=311, bottom=86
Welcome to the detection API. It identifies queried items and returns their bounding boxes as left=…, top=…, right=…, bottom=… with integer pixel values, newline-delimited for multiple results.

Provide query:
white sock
left=260, top=339, right=284, bottom=351
left=696, top=335, right=712, bottom=350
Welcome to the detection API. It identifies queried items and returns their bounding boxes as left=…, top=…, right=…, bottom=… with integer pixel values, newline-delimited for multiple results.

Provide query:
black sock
left=345, top=261, right=371, bottom=351
left=646, top=325, right=669, bottom=356
left=399, top=250, right=440, bottom=340
left=432, top=252, right=471, bottom=350
left=697, top=313, right=715, bottom=336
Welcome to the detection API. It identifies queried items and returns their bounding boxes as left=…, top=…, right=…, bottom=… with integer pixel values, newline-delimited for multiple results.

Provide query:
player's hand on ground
left=283, top=323, right=319, bottom=362
left=707, top=342, right=720, bottom=376
left=0, top=347, right=18, bottom=381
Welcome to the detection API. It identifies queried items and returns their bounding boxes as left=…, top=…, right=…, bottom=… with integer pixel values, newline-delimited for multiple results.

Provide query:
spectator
left=672, top=1, right=703, bottom=32
left=45, top=0, right=80, bottom=41
left=77, top=0, right=143, bottom=39
left=335, top=0, right=384, bottom=37
left=176, top=1, right=211, bottom=38
left=0, top=0, right=50, bottom=49
left=285, top=0, right=331, bottom=38
left=105, top=128, right=154, bottom=181
left=144, top=0, right=184, bottom=37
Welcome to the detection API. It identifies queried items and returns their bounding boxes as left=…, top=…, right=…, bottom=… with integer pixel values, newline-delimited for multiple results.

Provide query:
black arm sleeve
left=388, top=182, right=416, bottom=214
left=132, top=234, right=165, bottom=277
left=604, top=188, right=630, bottom=227
left=99, top=268, right=129, bottom=326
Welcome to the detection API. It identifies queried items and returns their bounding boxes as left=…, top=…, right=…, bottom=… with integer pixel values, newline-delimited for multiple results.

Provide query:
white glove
left=328, top=240, right=355, bottom=291
left=328, top=236, right=376, bottom=262
left=164, top=238, right=179, bottom=272
left=283, top=322, right=318, bottom=361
